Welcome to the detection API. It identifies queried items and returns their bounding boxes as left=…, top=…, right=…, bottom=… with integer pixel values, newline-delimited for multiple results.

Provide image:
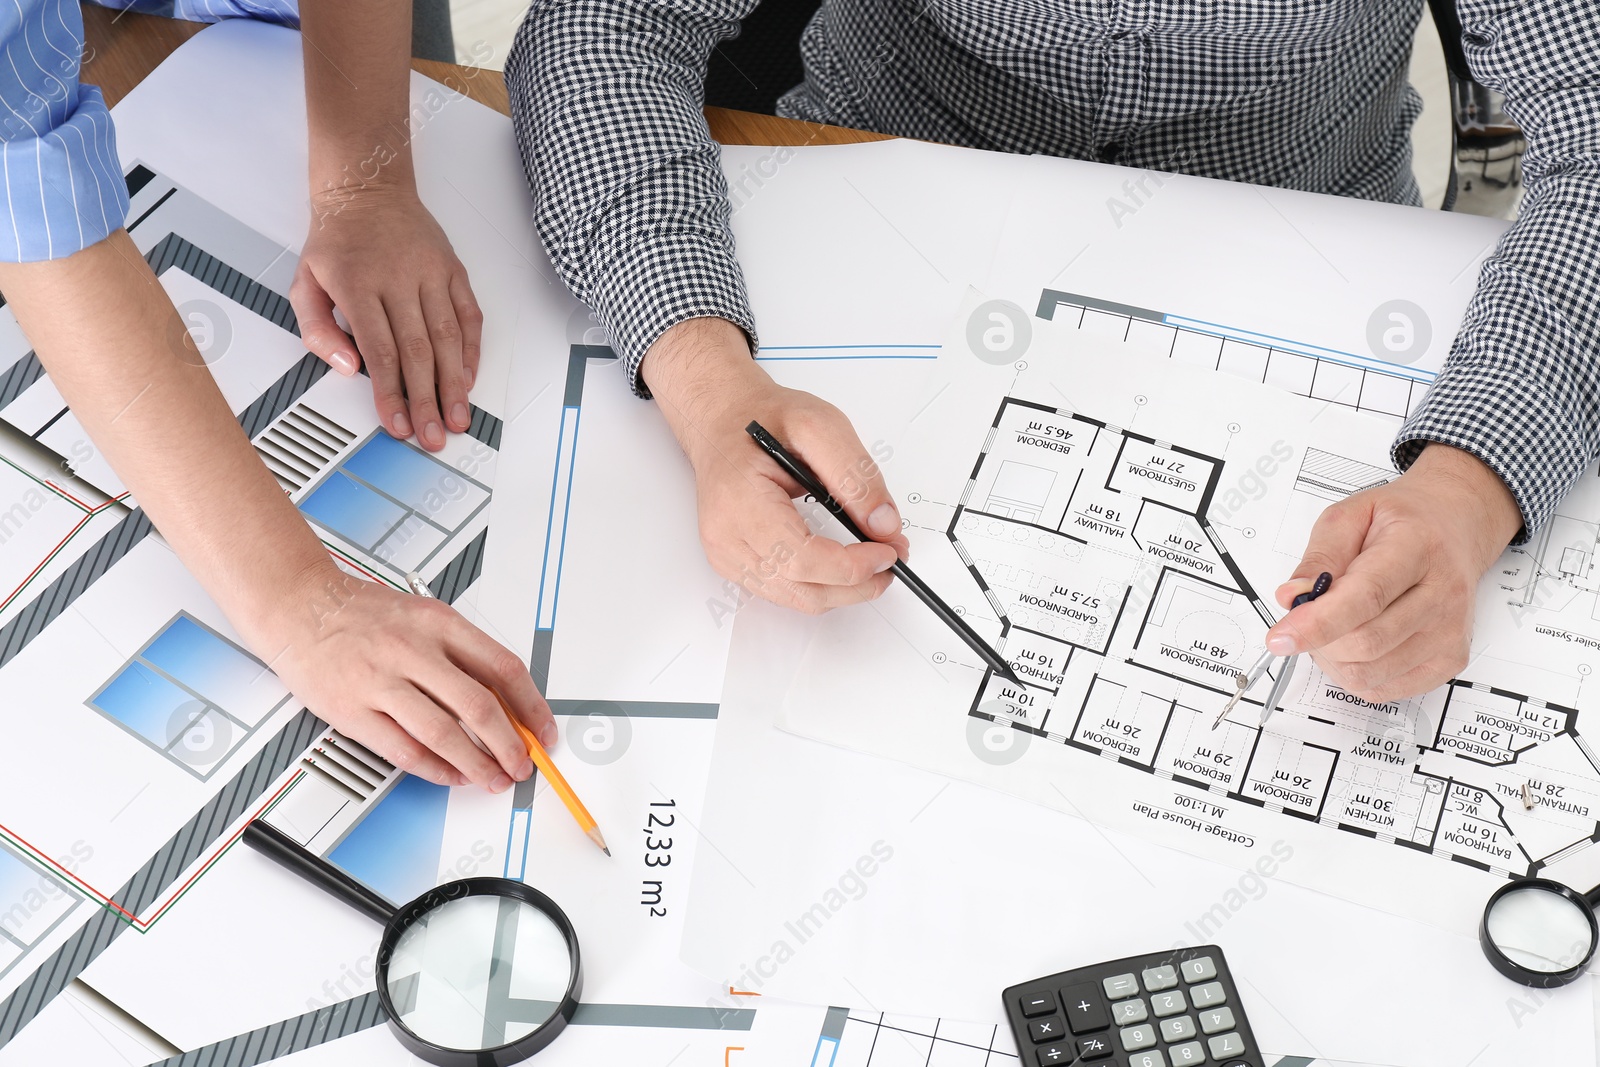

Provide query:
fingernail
left=867, top=502, right=900, bottom=538
left=874, top=556, right=895, bottom=574
left=392, top=410, right=413, bottom=437
left=539, top=722, right=559, bottom=749
left=1266, top=632, right=1297, bottom=655
left=465, top=364, right=476, bottom=389
left=489, top=772, right=512, bottom=793
left=515, top=757, right=534, bottom=781
left=451, top=402, right=470, bottom=429
left=456, top=772, right=470, bottom=787
left=330, top=350, right=358, bottom=376
left=423, top=421, right=444, bottom=449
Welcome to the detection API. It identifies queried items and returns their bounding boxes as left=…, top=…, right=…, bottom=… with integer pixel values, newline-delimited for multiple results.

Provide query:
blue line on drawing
left=548, top=408, right=583, bottom=629
left=534, top=408, right=573, bottom=630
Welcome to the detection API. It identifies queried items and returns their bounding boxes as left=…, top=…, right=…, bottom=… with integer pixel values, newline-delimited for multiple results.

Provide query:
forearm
left=643, top=317, right=766, bottom=461
left=506, top=0, right=760, bottom=394
left=1394, top=167, right=1600, bottom=543
left=301, top=0, right=417, bottom=211
left=1397, top=0, right=1600, bottom=540
left=0, top=232, right=335, bottom=653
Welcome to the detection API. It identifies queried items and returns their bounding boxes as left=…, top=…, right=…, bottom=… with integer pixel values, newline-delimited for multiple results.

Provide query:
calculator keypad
left=1142, top=965, right=1178, bottom=990
left=1019, top=991, right=1055, bottom=1018
left=1120, top=1023, right=1158, bottom=1055
left=1077, top=1035, right=1114, bottom=1060
left=1151, top=990, right=1186, bottom=1017
left=1062, top=984, right=1109, bottom=1034
left=1003, top=945, right=1261, bottom=1067
left=1036, top=1043, right=1073, bottom=1066
left=1028, top=1019, right=1064, bottom=1043
left=1170, top=1040, right=1205, bottom=1064
left=1121, top=1023, right=1157, bottom=1051
left=1209, top=1033, right=1247, bottom=1058
left=1104, top=973, right=1140, bottom=999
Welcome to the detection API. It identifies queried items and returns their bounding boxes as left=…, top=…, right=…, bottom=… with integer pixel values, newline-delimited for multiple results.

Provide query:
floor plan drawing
left=782, top=289, right=1600, bottom=936
left=956, top=395, right=1600, bottom=885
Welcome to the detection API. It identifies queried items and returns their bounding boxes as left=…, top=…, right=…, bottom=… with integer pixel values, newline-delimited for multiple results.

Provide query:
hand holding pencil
left=404, top=573, right=610, bottom=855
left=494, top=690, right=611, bottom=856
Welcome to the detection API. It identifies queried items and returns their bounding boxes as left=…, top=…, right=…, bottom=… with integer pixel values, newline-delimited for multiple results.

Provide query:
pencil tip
left=602, top=847, right=612, bottom=857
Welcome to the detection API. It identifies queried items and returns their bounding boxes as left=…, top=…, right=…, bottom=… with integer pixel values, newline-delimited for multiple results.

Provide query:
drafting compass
left=1212, top=571, right=1332, bottom=731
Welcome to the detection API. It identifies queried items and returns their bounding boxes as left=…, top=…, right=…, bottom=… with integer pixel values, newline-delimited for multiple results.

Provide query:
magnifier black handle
left=243, top=820, right=397, bottom=926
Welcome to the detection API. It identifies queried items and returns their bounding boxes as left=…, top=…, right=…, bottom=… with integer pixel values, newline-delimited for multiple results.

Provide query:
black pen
left=746, top=421, right=1024, bottom=686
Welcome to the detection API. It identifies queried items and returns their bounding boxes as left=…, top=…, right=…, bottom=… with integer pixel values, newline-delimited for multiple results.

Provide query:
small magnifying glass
left=1480, top=877, right=1600, bottom=987
left=244, top=820, right=581, bottom=1065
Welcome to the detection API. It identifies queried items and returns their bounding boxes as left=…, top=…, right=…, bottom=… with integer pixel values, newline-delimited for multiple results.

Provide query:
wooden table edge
left=79, top=6, right=890, bottom=148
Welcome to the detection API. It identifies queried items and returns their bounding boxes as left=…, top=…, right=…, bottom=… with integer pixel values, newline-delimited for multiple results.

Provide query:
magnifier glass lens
left=1484, top=884, right=1597, bottom=974
left=385, top=894, right=576, bottom=1052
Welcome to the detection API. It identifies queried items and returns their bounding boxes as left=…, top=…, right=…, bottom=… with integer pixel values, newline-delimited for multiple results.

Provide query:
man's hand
left=270, top=563, right=556, bottom=792
left=642, top=318, right=909, bottom=614
left=1266, top=444, right=1523, bottom=703
left=292, top=189, right=482, bottom=452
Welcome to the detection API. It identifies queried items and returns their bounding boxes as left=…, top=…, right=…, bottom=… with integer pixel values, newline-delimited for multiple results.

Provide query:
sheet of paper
left=0, top=163, right=512, bottom=1020
left=0, top=20, right=557, bottom=1050
left=987, top=151, right=1509, bottom=384
left=0, top=984, right=177, bottom=1066
left=165, top=998, right=908, bottom=1067
left=452, top=138, right=1076, bottom=1067
left=782, top=288, right=1600, bottom=941
left=729, top=137, right=1031, bottom=345
left=477, top=137, right=1030, bottom=693
left=683, top=591, right=1596, bottom=1066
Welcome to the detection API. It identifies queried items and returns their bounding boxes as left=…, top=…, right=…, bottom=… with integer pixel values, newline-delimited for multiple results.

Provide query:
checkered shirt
left=505, top=0, right=1600, bottom=541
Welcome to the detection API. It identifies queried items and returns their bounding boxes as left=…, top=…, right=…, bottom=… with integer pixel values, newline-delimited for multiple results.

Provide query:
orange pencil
left=404, top=573, right=610, bottom=856
left=493, top=690, right=611, bottom=856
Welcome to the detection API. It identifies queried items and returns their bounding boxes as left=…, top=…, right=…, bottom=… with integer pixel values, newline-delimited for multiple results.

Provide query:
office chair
left=1427, top=0, right=1525, bottom=217
left=413, top=0, right=454, bottom=63
left=705, top=1, right=821, bottom=114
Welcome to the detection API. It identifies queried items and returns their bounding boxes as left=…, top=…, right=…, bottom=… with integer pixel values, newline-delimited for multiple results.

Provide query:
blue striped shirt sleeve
left=0, top=0, right=301, bottom=263
left=0, top=0, right=128, bottom=262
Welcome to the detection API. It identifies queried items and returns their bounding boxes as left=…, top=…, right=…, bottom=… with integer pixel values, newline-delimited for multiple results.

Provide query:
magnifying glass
left=244, top=820, right=581, bottom=1064
left=1480, top=877, right=1600, bottom=987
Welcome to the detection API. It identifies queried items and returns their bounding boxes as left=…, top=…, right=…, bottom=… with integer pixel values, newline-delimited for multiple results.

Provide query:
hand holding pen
left=641, top=327, right=910, bottom=615
left=747, top=423, right=1023, bottom=684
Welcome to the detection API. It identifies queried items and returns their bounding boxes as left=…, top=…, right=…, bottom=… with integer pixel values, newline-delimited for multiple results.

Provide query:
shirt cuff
left=0, top=83, right=130, bottom=263
left=585, top=230, right=760, bottom=399
left=1391, top=361, right=1584, bottom=545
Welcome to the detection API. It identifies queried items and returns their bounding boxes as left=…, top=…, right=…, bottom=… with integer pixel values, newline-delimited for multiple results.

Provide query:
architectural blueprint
left=783, top=288, right=1600, bottom=942
left=0, top=164, right=514, bottom=1053
left=688, top=582, right=1595, bottom=1066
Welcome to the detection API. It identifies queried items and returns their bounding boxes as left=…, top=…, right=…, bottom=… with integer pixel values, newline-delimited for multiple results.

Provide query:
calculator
left=1002, top=945, right=1263, bottom=1067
